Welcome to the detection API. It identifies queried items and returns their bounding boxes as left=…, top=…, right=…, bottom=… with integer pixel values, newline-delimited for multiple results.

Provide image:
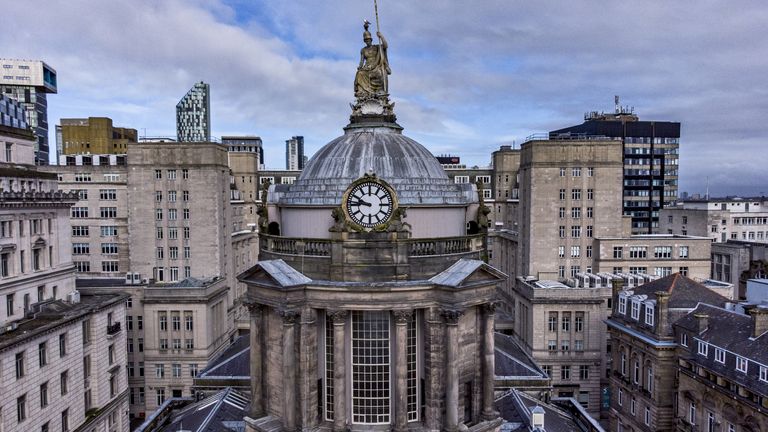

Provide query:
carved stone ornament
left=279, top=309, right=300, bottom=324
left=327, top=310, right=349, bottom=324
left=482, top=301, right=499, bottom=314
left=245, top=302, right=263, bottom=313
left=393, top=309, right=414, bottom=324
left=441, top=309, right=464, bottom=325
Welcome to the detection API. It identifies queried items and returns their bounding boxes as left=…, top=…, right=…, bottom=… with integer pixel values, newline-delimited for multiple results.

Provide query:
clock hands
left=352, top=199, right=372, bottom=207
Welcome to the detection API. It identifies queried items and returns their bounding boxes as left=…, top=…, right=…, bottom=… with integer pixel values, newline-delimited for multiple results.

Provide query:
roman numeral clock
left=342, top=176, right=397, bottom=230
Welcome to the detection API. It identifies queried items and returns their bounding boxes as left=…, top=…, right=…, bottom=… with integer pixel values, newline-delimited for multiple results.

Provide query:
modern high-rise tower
left=0, top=58, right=57, bottom=165
left=285, top=135, right=305, bottom=170
left=550, top=101, right=680, bottom=234
left=176, top=81, right=210, bottom=142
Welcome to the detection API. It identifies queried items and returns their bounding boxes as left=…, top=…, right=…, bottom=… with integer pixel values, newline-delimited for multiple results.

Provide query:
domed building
left=240, top=22, right=504, bottom=432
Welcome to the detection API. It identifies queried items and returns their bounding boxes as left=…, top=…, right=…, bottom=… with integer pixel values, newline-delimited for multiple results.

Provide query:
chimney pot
left=693, top=313, right=709, bottom=334
left=749, top=306, right=768, bottom=338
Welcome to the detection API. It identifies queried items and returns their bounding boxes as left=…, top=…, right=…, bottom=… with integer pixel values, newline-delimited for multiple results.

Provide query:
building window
left=587, top=188, right=594, bottom=200
left=185, top=313, right=193, bottom=331
left=631, top=300, right=640, bottom=320
left=679, top=246, right=689, bottom=258
left=654, top=267, right=672, bottom=277
left=559, top=189, right=566, bottom=200
left=679, top=266, right=689, bottom=276
left=548, top=313, right=557, bottom=332
left=630, top=397, right=636, bottom=415
left=715, top=348, right=725, bottom=363
left=689, top=402, right=696, bottom=424
left=183, top=208, right=190, bottom=220
left=618, top=296, right=627, bottom=314
left=100, top=207, right=117, bottom=218
left=454, top=176, right=469, bottom=184
left=561, top=313, right=571, bottom=331
left=182, top=169, right=189, bottom=179
left=681, top=333, right=688, bottom=346
left=60, top=371, right=68, bottom=395
left=761, top=366, right=768, bottom=382
left=559, top=168, right=566, bottom=177
left=156, top=209, right=163, bottom=220
left=190, top=364, right=198, bottom=377
left=572, top=167, right=581, bottom=177
left=618, top=388, right=623, bottom=406
left=620, top=352, right=627, bottom=375
left=172, top=363, right=181, bottom=378
left=559, top=207, right=566, bottom=218
left=15, top=351, right=24, bottom=378
left=574, top=314, right=584, bottom=332
left=579, top=365, right=589, bottom=380
left=559, top=226, right=566, bottom=238
left=71, top=207, right=89, bottom=218
left=736, top=356, right=748, bottom=373
left=645, top=406, right=651, bottom=426
left=40, top=382, right=48, bottom=408
left=654, top=246, right=672, bottom=259
left=645, top=305, right=654, bottom=325
left=570, top=246, right=580, bottom=258
left=38, top=342, right=47, bottom=367
left=561, top=340, right=570, bottom=351
left=185, top=338, right=194, bottom=349
left=102, top=261, right=119, bottom=272
left=58, top=333, right=67, bottom=357
left=558, top=266, right=565, bottom=278
left=167, top=169, right=177, bottom=180
left=548, top=340, right=557, bottom=351
left=586, top=207, right=593, bottom=218
left=629, top=246, right=647, bottom=258
left=99, top=189, right=117, bottom=200
left=698, top=341, right=708, bottom=356
left=156, top=389, right=165, bottom=406
left=156, top=364, right=165, bottom=378
left=571, top=226, right=581, bottom=238
left=159, top=313, right=168, bottom=331
left=586, top=226, right=593, bottom=237
left=183, top=190, right=189, bottom=201
left=646, top=365, right=654, bottom=392
left=561, top=365, right=571, bottom=380
left=574, top=339, right=583, bottom=351
left=351, top=311, right=391, bottom=424
left=17, top=394, right=26, bottom=422
left=587, top=167, right=594, bottom=177
left=571, top=207, right=581, bottom=218
left=571, top=189, right=581, bottom=200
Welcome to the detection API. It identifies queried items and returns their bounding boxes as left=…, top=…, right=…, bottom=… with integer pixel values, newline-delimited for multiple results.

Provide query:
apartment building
left=606, top=274, right=729, bottom=431
left=0, top=121, right=130, bottom=432
left=58, top=117, right=137, bottom=155
left=660, top=197, right=768, bottom=243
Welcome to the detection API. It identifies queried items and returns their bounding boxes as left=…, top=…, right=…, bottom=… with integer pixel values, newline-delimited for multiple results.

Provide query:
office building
left=285, top=135, right=304, bottom=170
left=0, top=59, right=58, bottom=165
left=551, top=103, right=680, bottom=234
left=0, top=118, right=130, bottom=432
left=176, top=82, right=210, bottom=142
left=711, top=240, right=768, bottom=299
left=222, top=136, right=264, bottom=168
left=660, top=196, right=768, bottom=243
left=58, top=117, right=137, bottom=155
left=0, top=93, right=28, bottom=130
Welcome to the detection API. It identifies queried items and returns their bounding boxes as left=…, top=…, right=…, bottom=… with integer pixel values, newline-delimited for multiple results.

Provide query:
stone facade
left=660, top=198, right=768, bottom=244
left=593, top=235, right=712, bottom=280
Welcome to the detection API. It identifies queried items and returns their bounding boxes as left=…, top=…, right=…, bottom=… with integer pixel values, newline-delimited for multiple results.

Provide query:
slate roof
left=278, top=125, right=475, bottom=206
left=496, top=390, right=595, bottom=432
left=199, top=334, right=250, bottom=378
left=429, top=258, right=506, bottom=287
left=238, top=259, right=312, bottom=287
left=494, top=333, right=548, bottom=379
left=156, top=388, right=249, bottom=432
left=675, top=303, right=768, bottom=396
left=629, top=273, right=729, bottom=308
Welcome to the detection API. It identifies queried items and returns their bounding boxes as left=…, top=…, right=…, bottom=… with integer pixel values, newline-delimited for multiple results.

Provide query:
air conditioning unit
left=125, top=273, right=134, bottom=285
left=132, top=273, right=141, bottom=284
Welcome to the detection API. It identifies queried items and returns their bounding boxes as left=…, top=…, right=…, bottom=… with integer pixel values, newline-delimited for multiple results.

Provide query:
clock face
left=345, top=181, right=394, bottom=228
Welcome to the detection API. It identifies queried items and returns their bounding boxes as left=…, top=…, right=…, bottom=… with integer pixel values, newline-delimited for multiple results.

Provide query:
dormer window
left=736, top=356, right=748, bottom=373
left=681, top=333, right=688, bottom=346
left=618, top=296, right=627, bottom=315
left=698, top=341, right=708, bottom=356
left=645, top=305, right=654, bottom=326
left=631, top=300, right=640, bottom=320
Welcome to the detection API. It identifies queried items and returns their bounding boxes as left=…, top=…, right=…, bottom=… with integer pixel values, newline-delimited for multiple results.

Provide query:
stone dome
left=277, top=125, right=475, bottom=206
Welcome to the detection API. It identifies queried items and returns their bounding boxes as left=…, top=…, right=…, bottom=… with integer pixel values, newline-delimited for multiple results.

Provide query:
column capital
left=245, top=302, right=263, bottom=313
left=441, top=308, right=463, bottom=325
left=327, top=310, right=348, bottom=324
left=279, top=309, right=300, bottom=324
left=482, top=301, right=500, bottom=314
left=393, top=309, right=413, bottom=324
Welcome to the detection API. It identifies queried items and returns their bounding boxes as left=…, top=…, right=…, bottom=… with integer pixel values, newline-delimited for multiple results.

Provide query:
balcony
left=107, top=322, right=121, bottom=337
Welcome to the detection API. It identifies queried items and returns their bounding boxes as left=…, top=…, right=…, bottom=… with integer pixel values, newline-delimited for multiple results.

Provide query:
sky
left=3, top=0, right=768, bottom=196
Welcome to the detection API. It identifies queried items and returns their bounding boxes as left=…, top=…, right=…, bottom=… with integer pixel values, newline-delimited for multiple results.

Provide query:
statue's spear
left=374, top=0, right=381, bottom=40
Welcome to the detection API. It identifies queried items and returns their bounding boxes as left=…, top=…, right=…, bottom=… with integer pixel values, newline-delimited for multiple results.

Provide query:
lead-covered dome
left=277, top=125, right=475, bottom=206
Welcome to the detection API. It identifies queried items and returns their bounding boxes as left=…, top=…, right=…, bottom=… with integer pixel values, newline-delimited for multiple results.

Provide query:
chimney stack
left=655, top=291, right=671, bottom=337
left=749, top=306, right=768, bottom=338
left=693, top=313, right=709, bottom=334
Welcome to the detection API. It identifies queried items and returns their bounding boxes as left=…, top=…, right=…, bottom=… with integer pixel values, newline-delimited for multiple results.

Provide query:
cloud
left=2, top=0, right=767, bottom=195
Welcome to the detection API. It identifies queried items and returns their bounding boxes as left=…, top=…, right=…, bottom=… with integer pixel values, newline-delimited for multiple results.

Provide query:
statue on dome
left=354, top=20, right=390, bottom=98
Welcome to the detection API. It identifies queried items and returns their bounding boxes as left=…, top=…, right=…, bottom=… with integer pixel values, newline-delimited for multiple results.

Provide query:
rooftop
left=626, top=273, right=729, bottom=309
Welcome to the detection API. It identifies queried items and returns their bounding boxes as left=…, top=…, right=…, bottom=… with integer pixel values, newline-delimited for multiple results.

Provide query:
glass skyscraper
left=176, top=81, right=210, bottom=142
left=0, top=59, right=57, bottom=165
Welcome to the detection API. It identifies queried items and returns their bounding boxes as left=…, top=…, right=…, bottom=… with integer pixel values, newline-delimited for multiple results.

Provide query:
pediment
left=237, top=259, right=312, bottom=289
left=430, top=258, right=507, bottom=288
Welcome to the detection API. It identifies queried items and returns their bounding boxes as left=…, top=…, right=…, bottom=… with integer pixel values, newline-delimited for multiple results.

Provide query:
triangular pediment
left=237, top=259, right=312, bottom=288
left=429, top=258, right=508, bottom=288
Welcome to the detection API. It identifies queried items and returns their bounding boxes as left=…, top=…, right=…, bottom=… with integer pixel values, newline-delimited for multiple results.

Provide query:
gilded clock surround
left=341, top=174, right=399, bottom=231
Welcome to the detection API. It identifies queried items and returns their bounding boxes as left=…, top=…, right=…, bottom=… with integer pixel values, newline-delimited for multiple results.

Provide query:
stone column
left=280, top=310, right=299, bottom=431
left=424, top=308, right=443, bottom=431
left=442, top=309, right=463, bottom=432
left=329, top=310, right=348, bottom=431
left=299, top=308, right=318, bottom=429
left=247, top=303, right=264, bottom=419
left=393, top=310, right=413, bottom=431
left=481, top=302, right=499, bottom=420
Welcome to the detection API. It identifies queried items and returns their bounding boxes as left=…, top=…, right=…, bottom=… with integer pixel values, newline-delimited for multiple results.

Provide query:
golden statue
left=354, top=20, right=390, bottom=98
